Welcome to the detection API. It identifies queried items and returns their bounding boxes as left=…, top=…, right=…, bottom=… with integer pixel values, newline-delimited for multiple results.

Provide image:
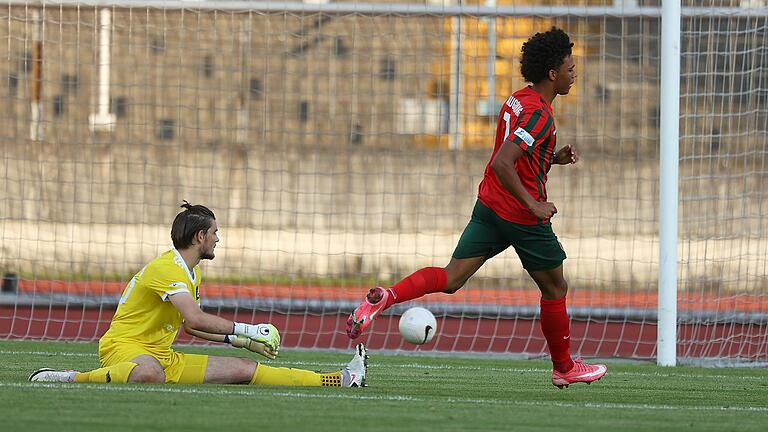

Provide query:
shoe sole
left=346, top=314, right=364, bottom=339
left=552, top=375, right=604, bottom=389
left=346, top=289, right=388, bottom=339
left=28, top=368, right=55, bottom=382
left=357, top=343, right=369, bottom=388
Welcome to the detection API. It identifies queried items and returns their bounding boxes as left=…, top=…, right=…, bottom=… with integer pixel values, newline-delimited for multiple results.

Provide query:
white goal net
left=1, top=0, right=766, bottom=366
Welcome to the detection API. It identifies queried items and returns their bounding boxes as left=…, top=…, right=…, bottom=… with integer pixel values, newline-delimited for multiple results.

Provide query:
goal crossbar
left=6, top=1, right=768, bottom=18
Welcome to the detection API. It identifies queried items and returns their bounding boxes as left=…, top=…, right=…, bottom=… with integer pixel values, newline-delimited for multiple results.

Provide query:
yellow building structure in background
left=415, top=0, right=599, bottom=149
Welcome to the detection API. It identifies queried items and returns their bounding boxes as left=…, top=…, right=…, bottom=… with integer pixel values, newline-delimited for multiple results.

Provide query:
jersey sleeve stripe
left=161, top=287, right=189, bottom=302
left=533, top=115, right=553, bottom=140
left=514, top=110, right=542, bottom=153
left=519, top=109, right=543, bottom=133
left=528, top=111, right=553, bottom=139
left=524, top=113, right=553, bottom=156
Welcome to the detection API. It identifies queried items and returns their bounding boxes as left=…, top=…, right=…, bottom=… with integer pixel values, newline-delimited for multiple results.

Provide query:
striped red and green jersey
left=478, top=86, right=557, bottom=225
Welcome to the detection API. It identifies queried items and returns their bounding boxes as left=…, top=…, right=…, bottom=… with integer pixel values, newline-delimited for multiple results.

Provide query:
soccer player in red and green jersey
left=346, top=27, right=607, bottom=388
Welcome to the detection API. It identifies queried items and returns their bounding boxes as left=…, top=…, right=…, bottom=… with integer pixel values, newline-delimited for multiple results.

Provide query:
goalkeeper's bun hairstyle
left=520, top=27, right=573, bottom=84
left=171, top=201, right=216, bottom=249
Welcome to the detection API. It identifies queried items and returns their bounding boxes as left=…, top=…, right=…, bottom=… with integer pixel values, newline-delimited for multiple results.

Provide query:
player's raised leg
left=346, top=256, right=485, bottom=339
left=528, top=265, right=606, bottom=388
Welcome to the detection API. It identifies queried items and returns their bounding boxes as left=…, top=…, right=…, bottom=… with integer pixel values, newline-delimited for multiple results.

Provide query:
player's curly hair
left=171, top=201, right=216, bottom=249
left=520, top=27, right=573, bottom=84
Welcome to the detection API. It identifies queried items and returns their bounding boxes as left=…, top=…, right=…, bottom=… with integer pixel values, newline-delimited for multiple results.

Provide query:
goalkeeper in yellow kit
left=29, top=202, right=367, bottom=387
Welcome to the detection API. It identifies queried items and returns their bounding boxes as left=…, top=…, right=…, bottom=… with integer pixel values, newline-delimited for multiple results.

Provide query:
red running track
left=17, top=279, right=768, bottom=313
left=2, top=305, right=767, bottom=361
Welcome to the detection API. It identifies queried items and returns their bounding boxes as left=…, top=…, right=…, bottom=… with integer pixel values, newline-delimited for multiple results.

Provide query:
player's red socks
left=387, top=267, right=448, bottom=308
left=540, top=297, right=575, bottom=373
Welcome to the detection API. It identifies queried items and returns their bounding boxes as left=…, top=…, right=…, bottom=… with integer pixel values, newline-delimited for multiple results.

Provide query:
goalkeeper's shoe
left=346, top=287, right=391, bottom=339
left=341, top=343, right=368, bottom=388
left=28, top=368, right=79, bottom=383
left=551, top=357, right=607, bottom=389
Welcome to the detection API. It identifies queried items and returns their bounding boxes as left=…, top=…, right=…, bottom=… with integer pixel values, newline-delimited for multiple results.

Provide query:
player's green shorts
left=452, top=200, right=566, bottom=272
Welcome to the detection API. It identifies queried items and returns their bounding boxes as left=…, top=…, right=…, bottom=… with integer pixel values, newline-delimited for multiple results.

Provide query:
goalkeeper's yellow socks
left=250, top=364, right=342, bottom=387
left=74, top=362, right=138, bottom=383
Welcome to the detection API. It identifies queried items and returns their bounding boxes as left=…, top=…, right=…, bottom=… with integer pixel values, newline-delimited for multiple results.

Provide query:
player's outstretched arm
left=229, top=335, right=278, bottom=359
left=491, top=140, right=557, bottom=220
left=232, top=322, right=281, bottom=352
left=181, top=324, right=278, bottom=359
left=170, top=291, right=239, bottom=334
left=183, top=324, right=228, bottom=343
left=170, top=291, right=281, bottom=355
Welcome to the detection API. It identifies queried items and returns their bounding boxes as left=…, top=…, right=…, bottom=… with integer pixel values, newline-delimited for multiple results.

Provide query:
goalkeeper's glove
left=229, top=335, right=278, bottom=360
left=232, top=322, right=281, bottom=352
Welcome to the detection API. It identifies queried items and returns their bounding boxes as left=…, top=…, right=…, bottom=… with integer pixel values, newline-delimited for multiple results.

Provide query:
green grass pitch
left=1, top=340, right=766, bottom=431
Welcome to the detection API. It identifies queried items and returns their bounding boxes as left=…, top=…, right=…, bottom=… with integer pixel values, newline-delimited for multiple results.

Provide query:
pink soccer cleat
left=346, top=287, right=392, bottom=339
left=551, top=357, right=607, bottom=389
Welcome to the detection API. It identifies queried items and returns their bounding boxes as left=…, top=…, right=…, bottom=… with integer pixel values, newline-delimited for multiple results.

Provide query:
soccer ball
left=398, top=307, right=437, bottom=345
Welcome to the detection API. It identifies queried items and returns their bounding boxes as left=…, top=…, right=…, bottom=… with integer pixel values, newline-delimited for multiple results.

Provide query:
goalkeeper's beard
left=200, top=250, right=215, bottom=260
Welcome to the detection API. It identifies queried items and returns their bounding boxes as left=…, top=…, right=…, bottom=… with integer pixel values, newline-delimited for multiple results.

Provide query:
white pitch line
left=4, top=350, right=766, bottom=381
left=2, top=382, right=767, bottom=413
left=0, top=350, right=97, bottom=358
left=0, top=382, right=416, bottom=401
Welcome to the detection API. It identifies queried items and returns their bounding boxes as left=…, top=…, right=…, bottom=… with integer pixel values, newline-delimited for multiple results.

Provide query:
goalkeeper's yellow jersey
left=100, top=249, right=201, bottom=352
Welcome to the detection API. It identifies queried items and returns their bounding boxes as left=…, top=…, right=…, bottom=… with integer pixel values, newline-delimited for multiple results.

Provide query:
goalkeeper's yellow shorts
left=99, top=341, right=208, bottom=384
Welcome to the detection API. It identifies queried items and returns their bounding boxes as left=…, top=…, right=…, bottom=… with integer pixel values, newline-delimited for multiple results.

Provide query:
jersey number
left=118, top=267, right=146, bottom=305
